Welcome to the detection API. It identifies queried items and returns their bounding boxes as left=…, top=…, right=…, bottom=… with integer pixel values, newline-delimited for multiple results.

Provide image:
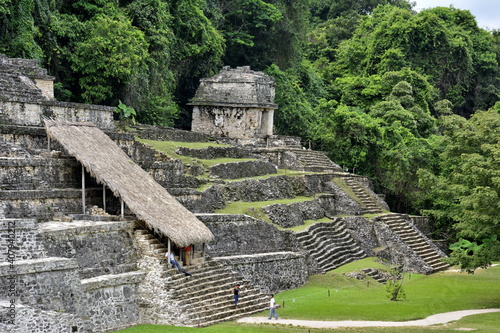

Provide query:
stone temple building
left=189, top=66, right=278, bottom=139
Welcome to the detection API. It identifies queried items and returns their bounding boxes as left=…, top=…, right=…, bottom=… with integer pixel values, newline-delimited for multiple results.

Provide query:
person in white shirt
left=167, top=252, right=182, bottom=271
left=268, top=295, right=278, bottom=320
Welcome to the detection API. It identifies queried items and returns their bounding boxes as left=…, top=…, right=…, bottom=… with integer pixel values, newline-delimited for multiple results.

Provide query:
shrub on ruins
left=385, top=265, right=406, bottom=301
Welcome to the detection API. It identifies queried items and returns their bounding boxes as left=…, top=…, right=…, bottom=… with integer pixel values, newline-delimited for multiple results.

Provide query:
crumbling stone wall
left=0, top=301, right=85, bottom=333
left=262, top=200, right=326, bottom=228
left=176, top=146, right=257, bottom=159
left=214, top=252, right=308, bottom=294
left=0, top=189, right=102, bottom=219
left=0, top=258, right=85, bottom=314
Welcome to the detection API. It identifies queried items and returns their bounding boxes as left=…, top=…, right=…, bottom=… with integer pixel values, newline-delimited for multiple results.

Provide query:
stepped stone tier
left=0, top=56, right=450, bottom=333
left=189, top=66, right=278, bottom=139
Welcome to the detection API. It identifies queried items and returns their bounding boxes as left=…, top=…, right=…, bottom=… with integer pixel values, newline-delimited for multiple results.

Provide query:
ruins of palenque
left=0, top=56, right=449, bottom=333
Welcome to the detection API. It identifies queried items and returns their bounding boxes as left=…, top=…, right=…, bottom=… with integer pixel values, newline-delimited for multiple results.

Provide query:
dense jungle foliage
left=1, top=0, right=498, bottom=271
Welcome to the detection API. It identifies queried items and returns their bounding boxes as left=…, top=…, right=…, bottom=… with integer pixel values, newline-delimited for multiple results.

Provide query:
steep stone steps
left=378, top=214, right=449, bottom=272
left=134, top=229, right=168, bottom=258
left=133, top=228, right=268, bottom=327
left=295, top=219, right=367, bottom=273
left=164, top=259, right=268, bottom=327
left=342, top=177, right=383, bottom=214
left=290, top=149, right=342, bottom=172
left=0, top=69, right=45, bottom=100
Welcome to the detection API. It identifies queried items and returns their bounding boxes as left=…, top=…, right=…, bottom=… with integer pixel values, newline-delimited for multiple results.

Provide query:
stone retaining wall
left=0, top=219, right=46, bottom=261
left=0, top=189, right=102, bottom=219
left=176, top=146, right=257, bottom=159
left=209, top=160, right=277, bottom=179
left=0, top=257, right=84, bottom=313
left=40, top=221, right=139, bottom=279
left=81, top=271, right=145, bottom=332
left=214, top=252, right=307, bottom=294
left=197, top=214, right=296, bottom=256
left=137, top=125, right=212, bottom=142
left=0, top=157, right=80, bottom=190
left=0, top=301, right=86, bottom=333
left=262, top=198, right=331, bottom=228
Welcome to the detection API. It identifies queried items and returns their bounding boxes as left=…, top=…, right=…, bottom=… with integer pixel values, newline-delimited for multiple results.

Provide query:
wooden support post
left=167, top=238, right=171, bottom=261
left=120, top=198, right=124, bottom=220
left=103, top=184, right=106, bottom=213
left=81, top=165, right=86, bottom=214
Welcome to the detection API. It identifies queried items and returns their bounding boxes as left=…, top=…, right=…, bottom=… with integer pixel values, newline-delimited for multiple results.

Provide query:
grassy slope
left=114, top=259, right=500, bottom=333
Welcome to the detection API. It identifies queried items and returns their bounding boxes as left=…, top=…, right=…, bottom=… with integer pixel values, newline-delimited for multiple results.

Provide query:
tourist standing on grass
left=232, top=284, right=240, bottom=308
left=268, top=295, right=278, bottom=320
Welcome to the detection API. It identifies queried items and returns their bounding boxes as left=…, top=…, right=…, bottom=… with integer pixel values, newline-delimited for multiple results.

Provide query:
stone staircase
left=295, top=219, right=367, bottom=273
left=342, top=176, right=383, bottom=214
left=0, top=68, right=45, bottom=101
left=133, top=227, right=269, bottom=327
left=291, top=148, right=342, bottom=172
left=378, top=214, right=449, bottom=272
left=134, top=228, right=169, bottom=258
left=165, top=260, right=269, bottom=327
left=361, top=268, right=388, bottom=284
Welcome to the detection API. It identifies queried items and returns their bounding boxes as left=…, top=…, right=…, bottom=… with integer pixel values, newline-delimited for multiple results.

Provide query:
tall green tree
left=308, top=0, right=412, bottom=23
left=126, top=0, right=179, bottom=126
left=313, top=102, right=382, bottom=175
left=418, top=108, right=500, bottom=272
left=0, top=0, right=43, bottom=59
left=71, top=13, right=149, bottom=104
left=331, top=5, right=500, bottom=117
left=265, top=63, right=320, bottom=139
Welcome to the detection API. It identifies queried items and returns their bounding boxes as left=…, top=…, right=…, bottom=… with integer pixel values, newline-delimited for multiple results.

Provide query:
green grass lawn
left=273, top=259, right=499, bottom=322
left=113, top=259, right=500, bottom=333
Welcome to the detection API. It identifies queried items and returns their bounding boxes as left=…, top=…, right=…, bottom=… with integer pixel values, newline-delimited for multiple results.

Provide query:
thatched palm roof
left=44, top=120, right=214, bottom=247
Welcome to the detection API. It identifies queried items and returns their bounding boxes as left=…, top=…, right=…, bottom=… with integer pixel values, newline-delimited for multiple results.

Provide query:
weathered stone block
left=39, top=221, right=139, bottom=278
left=214, top=252, right=308, bottom=294
left=209, top=160, right=277, bottom=179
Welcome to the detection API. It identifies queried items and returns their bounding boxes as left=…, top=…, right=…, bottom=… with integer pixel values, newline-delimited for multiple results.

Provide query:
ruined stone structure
left=189, top=66, right=278, bottom=139
left=0, top=54, right=114, bottom=130
left=0, top=57, right=449, bottom=333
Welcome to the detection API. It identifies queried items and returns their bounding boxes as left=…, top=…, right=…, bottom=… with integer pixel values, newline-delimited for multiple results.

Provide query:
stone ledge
left=81, top=271, right=146, bottom=291
left=0, top=188, right=100, bottom=199
left=0, top=219, right=37, bottom=230
left=213, top=251, right=305, bottom=264
left=0, top=257, right=78, bottom=276
left=38, top=220, right=135, bottom=234
left=0, top=157, right=78, bottom=167
left=195, top=213, right=258, bottom=223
